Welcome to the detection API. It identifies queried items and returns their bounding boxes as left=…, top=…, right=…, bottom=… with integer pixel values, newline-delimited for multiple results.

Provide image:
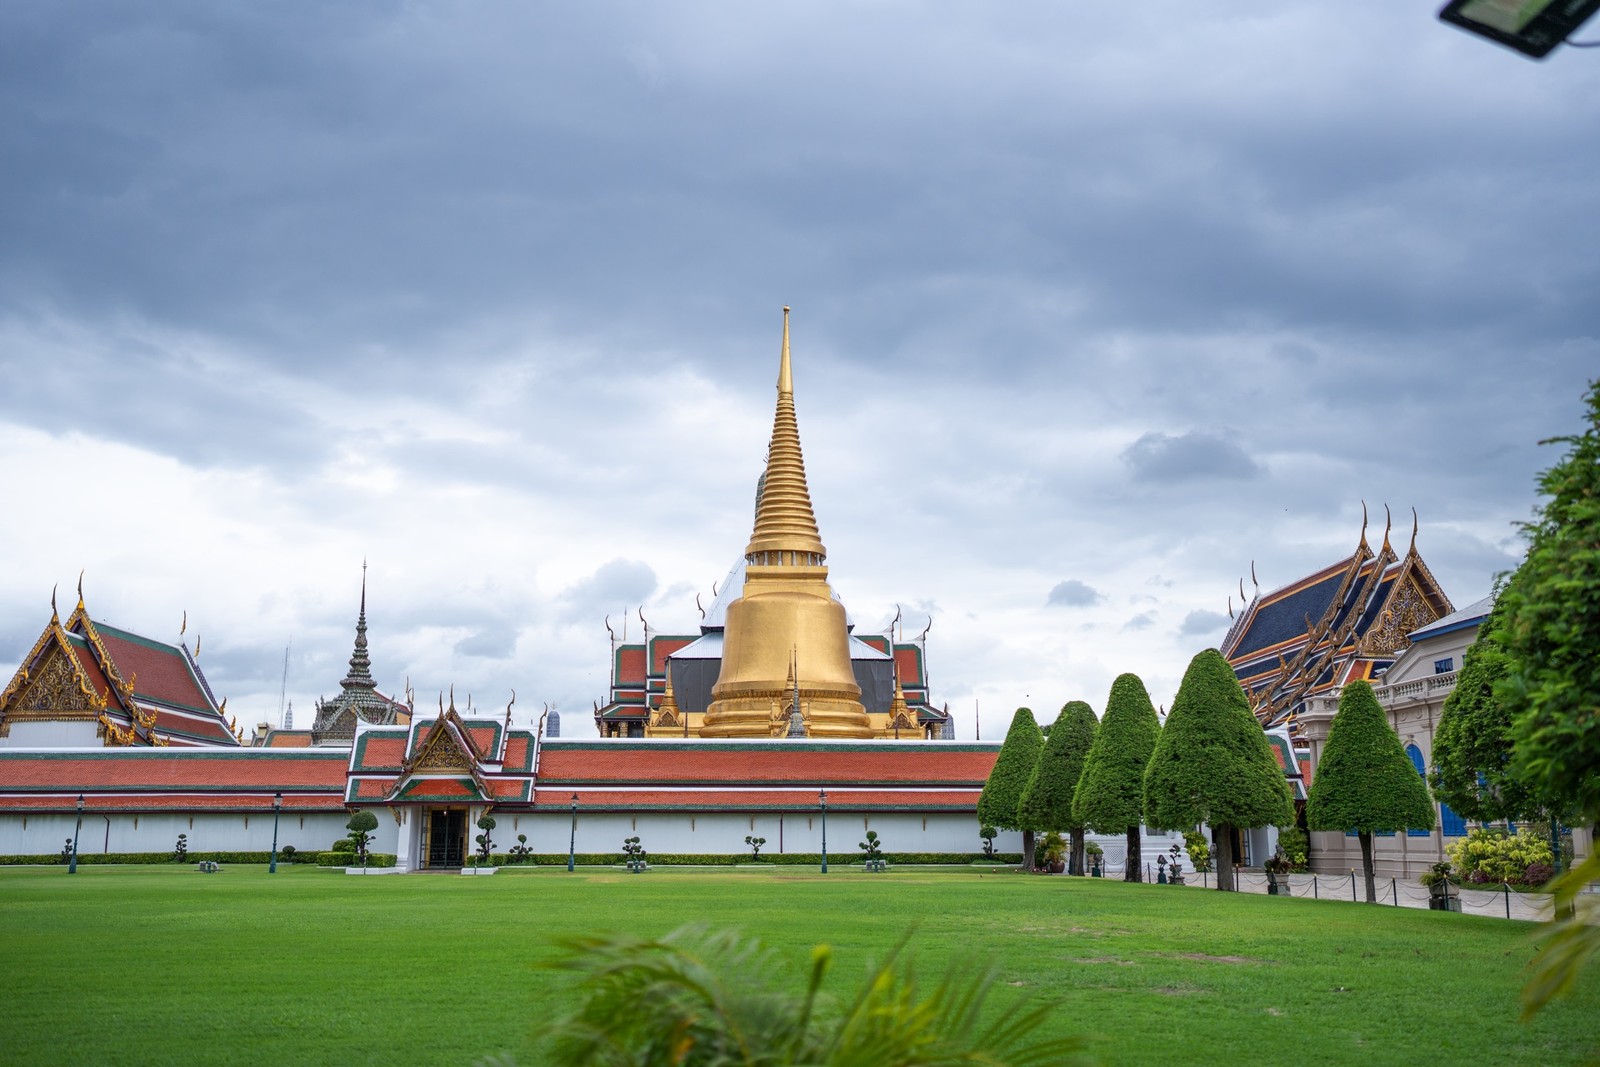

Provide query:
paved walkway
left=1174, top=869, right=1600, bottom=922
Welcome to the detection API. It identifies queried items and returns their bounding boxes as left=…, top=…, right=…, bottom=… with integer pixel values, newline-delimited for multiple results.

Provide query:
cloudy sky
left=3, top=2, right=1596, bottom=738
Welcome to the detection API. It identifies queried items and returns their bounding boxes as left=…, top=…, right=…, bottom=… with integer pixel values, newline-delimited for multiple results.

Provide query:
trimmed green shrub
left=1306, top=679, right=1436, bottom=901
left=1018, top=700, right=1097, bottom=874
left=1144, top=650, right=1293, bottom=892
left=331, top=838, right=355, bottom=853
left=316, top=852, right=397, bottom=868
left=1275, top=827, right=1309, bottom=872
left=1447, top=828, right=1554, bottom=886
left=1075, top=674, right=1159, bottom=882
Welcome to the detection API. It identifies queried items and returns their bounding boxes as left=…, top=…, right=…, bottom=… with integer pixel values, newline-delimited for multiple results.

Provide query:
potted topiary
left=1421, top=861, right=1460, bottom=912
left=1263, top=851, right=1291, bottom=895
left=1086, top=840, right=1104, bottom=877
left=1040, top=831, right=1067, bottom=874
left=859, top=830, right=887, bottom=872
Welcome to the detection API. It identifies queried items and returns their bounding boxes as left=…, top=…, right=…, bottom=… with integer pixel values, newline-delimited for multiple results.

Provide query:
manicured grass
left=2, top=864, right=1595, bottom=1065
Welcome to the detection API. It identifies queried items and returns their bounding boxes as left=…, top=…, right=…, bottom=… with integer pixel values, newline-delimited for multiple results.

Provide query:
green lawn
left=2, top=864, right=1595, bottom=1065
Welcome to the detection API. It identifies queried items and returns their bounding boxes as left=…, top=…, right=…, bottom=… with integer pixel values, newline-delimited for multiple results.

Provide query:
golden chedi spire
left=702, top=308, right=872, bottom=739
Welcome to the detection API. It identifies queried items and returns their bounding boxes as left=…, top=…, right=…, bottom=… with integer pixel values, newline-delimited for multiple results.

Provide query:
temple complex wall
left=511, top=810, right=1016, bottom=858
left=0, top=810, right=373, bottom=857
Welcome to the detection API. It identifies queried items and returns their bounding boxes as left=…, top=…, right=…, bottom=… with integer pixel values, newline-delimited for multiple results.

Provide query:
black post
left=819, top=788, right=828, bottom=874
left=567, top=793, right=578, bottom=872
left=270, top=791, right=283, bottom=874
left=69, top=793, right=84, bottom=874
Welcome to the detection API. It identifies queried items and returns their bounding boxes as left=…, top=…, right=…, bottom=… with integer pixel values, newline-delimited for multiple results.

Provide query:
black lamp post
left=269, top=791, right=283, bottom=874
left=819, top=788, right=828, bottom=874
left=69, top=793, right=84, bottom=874
left=567, top=793, right=579, bottom=872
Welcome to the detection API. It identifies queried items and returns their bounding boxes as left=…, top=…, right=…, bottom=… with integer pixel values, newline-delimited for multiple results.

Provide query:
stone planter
left=1047, top=860, right=1066, bottom=874
left=1266, top=873, right=1289, bottom=896
left=1427, top=884, right=1460, bottom=911
left=864, top=858, right=888, bottom=872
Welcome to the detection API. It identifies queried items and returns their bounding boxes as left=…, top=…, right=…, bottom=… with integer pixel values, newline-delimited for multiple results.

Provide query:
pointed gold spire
left=704, top=309, right=870, bottom=739
left=744, top=306, right=826, bottom=564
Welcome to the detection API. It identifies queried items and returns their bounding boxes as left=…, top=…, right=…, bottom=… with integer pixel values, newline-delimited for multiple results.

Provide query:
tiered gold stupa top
left=701, top=309, right=872, bottom=738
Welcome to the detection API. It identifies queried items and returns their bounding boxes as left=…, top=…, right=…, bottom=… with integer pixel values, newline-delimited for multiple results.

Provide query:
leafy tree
left=1144, top=650, right=1293, bottom=891
left=979, top=825, right=997, bottom=858
left=978, top=708, right=1044, bottom=869
left=346, top=810, right=378, bottom=865
left=1429, top=586, right=1538, bottom=823
left=1073, top=675, right=1160, bottom=882
left=744, top=835, right=766, bottom=861
left=1500, top=379, right=1600, bottom=822
left=1496, top=379, right=1600, bottom=1022
left=858, top=830, right=885, bottom=863
left=1018, top=701, right=1098, bottom=874
left=544, top=925, right=1088, bottom=1066
left=1305, top=680, right=1436, bottom=902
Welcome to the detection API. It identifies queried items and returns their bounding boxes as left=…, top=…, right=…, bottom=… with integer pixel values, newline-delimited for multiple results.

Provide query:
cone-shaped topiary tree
left=1306, top=680, right=1437, bottom=902
left=1144, top=649, right=1293, bottom=891
left=1074, top=675, right=1160, bottom=882
left=977, top=708, right=1044, bottom=869
left=1018, top=701, right=1098, bottom=875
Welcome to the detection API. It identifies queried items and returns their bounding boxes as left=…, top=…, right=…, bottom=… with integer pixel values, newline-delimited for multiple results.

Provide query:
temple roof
left=1222, top=510, right=1453, bottom=728
left=0, top=748, right=348, bottom=811
left=0, top=592, right=238, bottom=747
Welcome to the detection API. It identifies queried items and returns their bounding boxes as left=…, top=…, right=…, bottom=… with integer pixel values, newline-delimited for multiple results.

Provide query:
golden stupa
left=699, top=309, right=874, bottom=739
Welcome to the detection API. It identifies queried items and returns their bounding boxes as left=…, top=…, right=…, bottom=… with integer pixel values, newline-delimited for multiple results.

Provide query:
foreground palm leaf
left=542, top=925, right=1087, bottom=1066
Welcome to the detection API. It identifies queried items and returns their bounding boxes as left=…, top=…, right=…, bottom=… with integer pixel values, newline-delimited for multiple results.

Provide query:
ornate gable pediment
left=414, top=725, right=474, bottom=770
left=1361, top=573, right=1442, bottom=656
left=0, top=622, right=111, bottom=737
left=381, top=708, right=495, bottom=804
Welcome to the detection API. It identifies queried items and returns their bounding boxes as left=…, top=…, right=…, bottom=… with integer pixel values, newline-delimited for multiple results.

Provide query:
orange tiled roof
left=536, top=740, right=998, bottom=787
left=532, top=786, right=980, bottom=811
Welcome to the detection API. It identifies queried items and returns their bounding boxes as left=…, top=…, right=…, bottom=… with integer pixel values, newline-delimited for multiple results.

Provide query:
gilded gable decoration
left=1223, top=506, right=1454, bottom=732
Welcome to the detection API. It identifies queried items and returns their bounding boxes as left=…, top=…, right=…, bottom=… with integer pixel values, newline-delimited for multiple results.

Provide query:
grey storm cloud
left=1121, top=431, right=1266, bottom=484
left=561, top=559, right=659, bottom=619
left=1179, top=610, right=1230, bottom=639
left=1047, top=580, right=1103, bottom=608
left=1, top=2, right=1597, bottom=738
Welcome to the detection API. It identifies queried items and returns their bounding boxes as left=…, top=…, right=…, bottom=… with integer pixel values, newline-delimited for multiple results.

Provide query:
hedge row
left=0, top=851, right=319, bottom=866
left=0, top=851, right=1017, bottom=868
left=491, top=851, right=1022, bottom=867
left=0, top=851, right=397, bottom=867
left=315, top=852, right=397, bottom=868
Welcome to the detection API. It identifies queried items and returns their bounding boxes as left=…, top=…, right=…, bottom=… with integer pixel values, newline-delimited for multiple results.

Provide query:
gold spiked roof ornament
left=743, top=306, right=827, bottom=565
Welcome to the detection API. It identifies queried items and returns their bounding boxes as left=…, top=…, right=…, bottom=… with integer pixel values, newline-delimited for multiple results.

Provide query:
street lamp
left=69, top=793, right=84, bottom=874
left=269, top=791, right=283, bottom=874
left=819, top=788, right=828, bottom=874
left=568, top=793, right=579, bottom=872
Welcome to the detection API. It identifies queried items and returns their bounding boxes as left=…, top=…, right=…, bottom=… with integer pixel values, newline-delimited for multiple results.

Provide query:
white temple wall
left=0, top=811, right=382, bottom=857
left=505, top=811, right=1015, bottom=858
